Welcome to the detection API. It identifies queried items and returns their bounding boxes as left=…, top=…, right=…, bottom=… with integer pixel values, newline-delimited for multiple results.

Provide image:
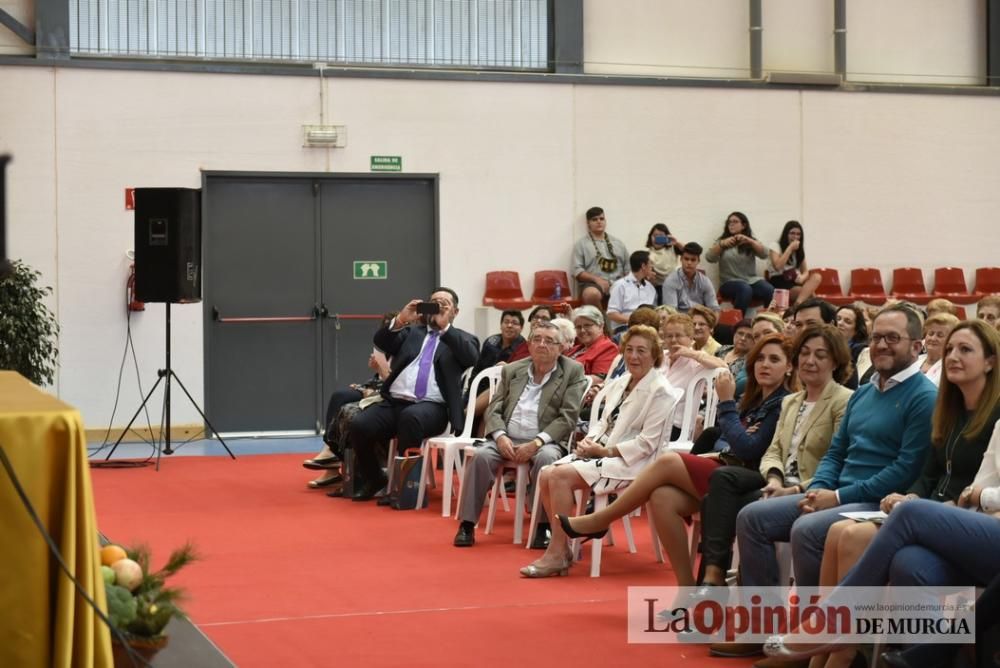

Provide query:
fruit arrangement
left=100, top=542, right=198, bottom=640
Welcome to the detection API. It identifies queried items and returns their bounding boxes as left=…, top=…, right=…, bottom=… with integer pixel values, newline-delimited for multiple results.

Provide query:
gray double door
left=203, top=173, right=437, bottom=433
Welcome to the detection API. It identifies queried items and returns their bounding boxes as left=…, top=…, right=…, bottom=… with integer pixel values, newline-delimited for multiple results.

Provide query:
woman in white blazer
left=520, top=325, right=679, bottom=578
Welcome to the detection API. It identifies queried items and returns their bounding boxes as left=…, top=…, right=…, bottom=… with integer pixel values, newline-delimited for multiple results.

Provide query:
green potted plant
left=102, top=542, right=198, bottom=665
left=0, top=259, right=59, bottom=385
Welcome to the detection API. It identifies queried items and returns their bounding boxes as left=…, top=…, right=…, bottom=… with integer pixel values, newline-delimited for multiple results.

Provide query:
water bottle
left=553, top=282, right=562, bottom=301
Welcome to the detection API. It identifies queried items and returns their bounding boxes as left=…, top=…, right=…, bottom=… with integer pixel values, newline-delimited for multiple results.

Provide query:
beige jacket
left=758, top=380, right=853, bottom=489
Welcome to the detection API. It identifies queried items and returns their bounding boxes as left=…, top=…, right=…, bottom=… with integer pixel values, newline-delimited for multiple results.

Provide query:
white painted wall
left=2, top=65, right=1000, bottom=430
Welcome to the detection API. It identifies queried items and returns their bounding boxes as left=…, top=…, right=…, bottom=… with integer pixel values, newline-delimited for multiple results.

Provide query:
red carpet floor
left=91, top=454, right=758, bottom=667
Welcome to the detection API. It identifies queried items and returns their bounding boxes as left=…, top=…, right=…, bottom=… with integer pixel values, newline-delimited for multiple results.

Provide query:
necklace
left=936, top=424, right=961, bottom=499
left=590, top=234, right=618, bottom=274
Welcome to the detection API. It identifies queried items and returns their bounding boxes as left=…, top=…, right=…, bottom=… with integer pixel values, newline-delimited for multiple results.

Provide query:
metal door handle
left=327, top=313, right=385, bottom=331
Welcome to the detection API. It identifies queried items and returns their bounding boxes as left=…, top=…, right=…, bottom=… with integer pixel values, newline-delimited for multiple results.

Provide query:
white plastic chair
left=666, top=367, right=727, bottom=453
left=384, top=366, right=473, bottom=494
left=416, top=365, right=503, bottom=516
left=385, top=371, right=472, bottom=495
left=578, top=387, right=682, bottom=577
left=524, top=382, right=614, bottom=551
left=480, top=375, right=597, bottom=542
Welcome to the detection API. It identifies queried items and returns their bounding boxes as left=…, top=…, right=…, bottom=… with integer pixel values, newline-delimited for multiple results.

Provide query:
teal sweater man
left=809, top=369, right=937, bottom=503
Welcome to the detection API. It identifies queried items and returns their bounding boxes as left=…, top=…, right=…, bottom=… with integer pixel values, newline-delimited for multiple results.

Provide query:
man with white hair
left=454, top=320, right=588, bottom=549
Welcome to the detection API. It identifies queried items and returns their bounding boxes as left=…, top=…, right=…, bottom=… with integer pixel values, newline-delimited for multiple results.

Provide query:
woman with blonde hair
left=919, top=312, right=960, bottom=385
left=559, top=333, right=794, bottom=586
left=659, top=312, right=727, bottom=438
left=521, top=325, right=679, bottom=577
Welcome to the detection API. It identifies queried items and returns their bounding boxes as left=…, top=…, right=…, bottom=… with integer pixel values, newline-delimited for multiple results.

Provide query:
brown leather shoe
left=709, top=642, right=763, bottom=657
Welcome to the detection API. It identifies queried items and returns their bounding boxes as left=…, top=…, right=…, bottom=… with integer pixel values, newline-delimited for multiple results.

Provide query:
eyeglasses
left=530, top=337, right=560, bottom=347
left=576, top=322, right=600, bottom=331
left=734, top=331, right=753, bottom=340
left=530, top=315, right=551, bottom=323
left=870, top=333, right=911, bottom=346
left=661, top=333, right=689, bottom=341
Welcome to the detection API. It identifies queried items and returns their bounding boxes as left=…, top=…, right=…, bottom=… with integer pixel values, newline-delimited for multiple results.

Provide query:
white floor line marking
left=200, top=597, right=622, bottom=628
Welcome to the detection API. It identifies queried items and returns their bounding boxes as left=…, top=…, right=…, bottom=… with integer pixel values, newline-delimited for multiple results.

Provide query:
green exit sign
left=370, top=155, right=402, bottom=172
left=353, top=261, right=388, bottom=279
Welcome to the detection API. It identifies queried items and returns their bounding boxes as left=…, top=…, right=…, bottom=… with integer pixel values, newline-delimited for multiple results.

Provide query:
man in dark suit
left=454, top=320, right=587, bottom=547
left=346, top=287, right=480, bottom=501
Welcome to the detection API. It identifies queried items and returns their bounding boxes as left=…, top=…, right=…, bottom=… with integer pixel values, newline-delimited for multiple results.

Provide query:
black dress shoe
left=303, top=455, right=341, bottom=470
left=556, top=513, right=608, bottom=541
left=350, top=473, right=388, bottom=502
left=530, top=524, right=550, bottom=550
left=454, top=523, right=475, bottom=547
left=376, top=495, right=393, bottom=507
left=709, top=641, right=763, bottom=657
left=326, top=488, right=344, bottom=498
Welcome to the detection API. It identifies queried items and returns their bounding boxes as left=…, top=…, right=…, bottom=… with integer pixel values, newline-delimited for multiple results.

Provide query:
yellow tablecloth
left=0, top=371, right=113, bottom=667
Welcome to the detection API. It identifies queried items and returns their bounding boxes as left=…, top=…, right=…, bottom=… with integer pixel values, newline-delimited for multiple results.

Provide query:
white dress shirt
left=608, top=273, right=657, bottom=318
left=492, top=364, right=555, bottom=444
left=388, top=319, right=446, bottom=404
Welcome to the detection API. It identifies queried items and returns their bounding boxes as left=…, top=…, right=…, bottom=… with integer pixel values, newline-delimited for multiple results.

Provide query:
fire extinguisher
left=127, top=263, right=145, bottom=312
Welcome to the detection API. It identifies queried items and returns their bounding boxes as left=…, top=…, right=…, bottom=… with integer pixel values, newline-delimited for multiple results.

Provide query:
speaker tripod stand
left=106, top=302, right=234, bottom=469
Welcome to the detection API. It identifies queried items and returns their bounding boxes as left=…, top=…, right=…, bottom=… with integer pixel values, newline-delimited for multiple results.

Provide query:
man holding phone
left=346, top=288, right=480, bottom=501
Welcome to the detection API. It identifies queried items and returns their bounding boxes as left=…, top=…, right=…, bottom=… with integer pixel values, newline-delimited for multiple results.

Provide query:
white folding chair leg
left=689, top=515, right=702, bottom=565
left=525, top=474, right=544, bottom=549
left=589, top=495, right=608, bottom=578
left=415, top=441, right=432, bottom=511
left=622, top=514, right=637, bottom=553
left=512, top=463, right=529, bottom=544
left=485, top=472, right=502, bottom=534
left=440, top=442, right=462, bottom=518
left=499, top=480, right=511, bottom=512
left=647, top=502, right=664, bottom=563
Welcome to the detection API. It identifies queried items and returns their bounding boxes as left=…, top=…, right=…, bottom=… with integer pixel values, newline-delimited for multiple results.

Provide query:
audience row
left=304, top=285, right=1000, bottom=667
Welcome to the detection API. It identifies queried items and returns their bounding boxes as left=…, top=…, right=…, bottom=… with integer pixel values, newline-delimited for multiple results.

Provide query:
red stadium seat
left=718, top=308, right=744, bottom=326
left=846, top=268, right=887, bottom=305
left=931, top=267, right=980, bottom=304
left=482, top=271, right=532, bottom=310
left=531, top=270, right=580, bottom=308
left=814, top=268, right=852, bottom=306
left=974, top=267, right=1000, bottom=296
left=955, top=306, right=967, bottom=320
left=889, top=267, right=931, bottom=304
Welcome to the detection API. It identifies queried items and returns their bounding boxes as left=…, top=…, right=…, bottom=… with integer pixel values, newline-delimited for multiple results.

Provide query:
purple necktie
left=413, top=331, right=439, bottom=400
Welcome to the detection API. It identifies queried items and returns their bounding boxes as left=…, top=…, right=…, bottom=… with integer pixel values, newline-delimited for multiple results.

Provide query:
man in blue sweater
left=710, top=304, right=936, bottom=660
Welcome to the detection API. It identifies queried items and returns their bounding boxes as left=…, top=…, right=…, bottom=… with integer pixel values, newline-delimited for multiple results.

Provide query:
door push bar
left=212, top=305, right=321, bottom=323
left=212, top=306, right=385, bottom=327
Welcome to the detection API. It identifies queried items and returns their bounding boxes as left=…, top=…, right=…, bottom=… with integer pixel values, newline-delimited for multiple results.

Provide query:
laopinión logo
left=626, top=586, right=975, bottom=645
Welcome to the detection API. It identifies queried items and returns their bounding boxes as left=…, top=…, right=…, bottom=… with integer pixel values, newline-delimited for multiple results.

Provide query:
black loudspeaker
left=134, top=187, right=202, bottom=303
